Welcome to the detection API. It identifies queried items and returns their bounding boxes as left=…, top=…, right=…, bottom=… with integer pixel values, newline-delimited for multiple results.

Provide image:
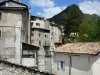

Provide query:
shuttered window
left=57, top=60, right=66, bottom=70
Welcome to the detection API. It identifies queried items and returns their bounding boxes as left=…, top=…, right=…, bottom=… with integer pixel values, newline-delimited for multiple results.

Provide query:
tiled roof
left=0, top=60, right=54, bottom=75
left=55, top=42, right=100, bottom=55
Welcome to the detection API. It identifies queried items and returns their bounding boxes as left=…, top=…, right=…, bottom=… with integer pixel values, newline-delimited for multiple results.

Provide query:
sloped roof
left=55, top=42, right=100, bottom=55
left=22, top=42, right=39, bottom=50
left=31, top=15, right=44, bottom=20
left=0, top=0, right=27, bottom=8
left=0, top=60, right=53, bottom=75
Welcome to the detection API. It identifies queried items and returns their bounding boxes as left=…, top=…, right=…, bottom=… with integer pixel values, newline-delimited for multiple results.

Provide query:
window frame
left=36, top=23, right=40, bottom=26
left=39, top=34, right=41, bottom=37
left=57, top=60, right=66, bottom=70
left=31, top=40, right=34, bottom=44
left=30, top=22, right=34, bottom=27
left=22, top=50, right=35, bottom=58
left=0, top=12, right=2, bottom=21
left=39, top=40, right=41, bottom=46
left=31, top=33, right=34, bottom=36
left=45, top=35, right=48, bottom=38
left=0, top=30, right=2, bottom=38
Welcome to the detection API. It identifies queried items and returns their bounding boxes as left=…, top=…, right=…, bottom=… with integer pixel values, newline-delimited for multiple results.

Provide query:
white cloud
left=38, top=6, right=66, bottom=18
left=37, top=12, right=41, bottom=16
left=29, top=0, right=66, bottom=18
left=29, top=0, right=54, bottom=7
left=79, top=0, right=100, bottom=15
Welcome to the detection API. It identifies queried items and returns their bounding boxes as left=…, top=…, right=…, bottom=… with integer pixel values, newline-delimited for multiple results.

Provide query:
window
left=31, top=40, right=34, bottom=44
left=45, top=51, right=51, bottom=57
left=36, top=23, right=40, bottom=26
left=22, top=50, right=35, bottom=58
left=45, top=35, right=48, bottom=38
left=51, top=38, right=52, bottom=40
left=31, top=17, right=36, bottom=20
left=39, top=41, right=41, bottom=46
left=31, top=33, right=34, bottom=36
left=52, top=32, right=53, bottom=35
left=39, top=34, right=41, bottom=37
left=0, top=13, right=1, bottom=20
left=57, top=60, right=66, bottom=70
left=0, top=30, right=2, bottom=38
left=30, top=22, right=33, bottom=27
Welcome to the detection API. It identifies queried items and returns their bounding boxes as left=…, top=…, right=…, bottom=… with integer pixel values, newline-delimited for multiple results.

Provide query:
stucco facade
left=0, top=9, right=23, bottom=64
left=30, top=16, right=51, bottom=72
left=53, top=52, right=100, bottom=75
left=0, top=0, right=35, bottom=66
left=0, top=0, right=62, bottom=72
left=30, top=16, right=62, bottom=72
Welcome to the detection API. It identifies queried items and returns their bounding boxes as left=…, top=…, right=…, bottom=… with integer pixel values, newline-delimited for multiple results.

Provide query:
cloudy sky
left=0, top=0, right=100, bottom=18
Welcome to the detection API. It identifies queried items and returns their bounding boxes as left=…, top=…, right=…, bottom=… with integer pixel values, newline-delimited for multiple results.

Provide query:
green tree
left=95, top=18, right=100, bottom=41
left=76, top=14, right=99, bottom=42
left=64, top=4, right=83, bottom=35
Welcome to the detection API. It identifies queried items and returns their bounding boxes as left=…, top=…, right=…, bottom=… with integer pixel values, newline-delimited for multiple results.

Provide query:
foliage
left=64, top=4, right=83, bottom=35
left=49, top=4, right=83, bottom=26
left=76, top=14, right=100, bottom=42
left=49, top=4, right=100, bottom=43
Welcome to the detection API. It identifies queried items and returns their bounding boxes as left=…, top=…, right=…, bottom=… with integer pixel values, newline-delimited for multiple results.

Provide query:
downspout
left=28, top=8, right=31, bottom=44
left=69, top=55, right=72, bottom=75
left=20, top=9, right=24, bottom=65
left=36, top=49, right=39, bottom=69
left=19, top=27, right=22, bottom=65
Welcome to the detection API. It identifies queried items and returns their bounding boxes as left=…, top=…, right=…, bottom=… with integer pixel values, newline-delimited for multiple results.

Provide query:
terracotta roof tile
left=55, top=42, right=100, bottom=55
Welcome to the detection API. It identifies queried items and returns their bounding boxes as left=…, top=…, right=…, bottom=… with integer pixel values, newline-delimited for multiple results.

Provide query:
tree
left=64, top=4, right=83, bottom=35
left=76, top=14, right=99, bottom=42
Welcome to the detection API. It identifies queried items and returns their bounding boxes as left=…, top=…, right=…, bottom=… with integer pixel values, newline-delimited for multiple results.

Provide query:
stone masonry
left=0, top=60, right=54, bottom=75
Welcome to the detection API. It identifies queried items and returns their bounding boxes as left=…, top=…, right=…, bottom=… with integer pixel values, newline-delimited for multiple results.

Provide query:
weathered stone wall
left=0, top=60, right=53, bottom=75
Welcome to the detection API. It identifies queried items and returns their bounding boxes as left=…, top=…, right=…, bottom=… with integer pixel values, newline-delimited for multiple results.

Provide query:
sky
left=0, top=0, right=100, bottom=18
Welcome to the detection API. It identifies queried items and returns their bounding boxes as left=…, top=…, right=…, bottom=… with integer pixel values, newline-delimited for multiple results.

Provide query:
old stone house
left=0, top=0, right=39, bottom=68
left=0, top=0, right=62, bottom=73
left=30, top=16, right=62, bottom=72
left=53, top=42, right=100, bottom=75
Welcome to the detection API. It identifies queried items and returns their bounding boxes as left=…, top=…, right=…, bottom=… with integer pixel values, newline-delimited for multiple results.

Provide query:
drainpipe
left=36, top=50, right=39, bottom=69
left=69, top=55, right=72, bottom=75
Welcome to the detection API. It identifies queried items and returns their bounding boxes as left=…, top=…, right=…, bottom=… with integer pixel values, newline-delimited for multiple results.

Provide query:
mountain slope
left=49, top=4, right=84, bottom=25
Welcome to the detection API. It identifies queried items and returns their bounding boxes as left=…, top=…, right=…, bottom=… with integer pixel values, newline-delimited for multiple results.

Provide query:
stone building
left=30, top=16, right=51, bottom=72
left=50, top=22, right=62, bottom=48
left=0, top=0, right=39, bottom=68
left=53, top=42, right=100, bottom=75
left=0, top=60, right=53, bottom=75
left=30, top=16, right=62, bottom=72
left=0, top=0, right=62, bottom=73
